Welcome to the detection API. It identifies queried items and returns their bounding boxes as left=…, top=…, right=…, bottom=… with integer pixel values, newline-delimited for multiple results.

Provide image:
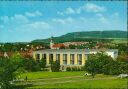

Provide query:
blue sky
left=0, top=1, right=127, bottom=42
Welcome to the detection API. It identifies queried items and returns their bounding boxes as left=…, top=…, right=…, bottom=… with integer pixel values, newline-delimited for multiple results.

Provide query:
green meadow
left=15, top=71, right=127, bottom=89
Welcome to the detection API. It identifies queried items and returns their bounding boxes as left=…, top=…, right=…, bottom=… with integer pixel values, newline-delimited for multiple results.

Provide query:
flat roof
left=34, top=49, right=118, bottom=54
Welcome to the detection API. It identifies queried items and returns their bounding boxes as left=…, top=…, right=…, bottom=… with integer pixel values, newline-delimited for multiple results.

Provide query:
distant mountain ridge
left=32, top=30, right=127, bottom=43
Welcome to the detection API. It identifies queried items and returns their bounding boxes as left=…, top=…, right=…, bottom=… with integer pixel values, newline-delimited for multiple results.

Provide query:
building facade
left=33, top=49, right=118, bottom=67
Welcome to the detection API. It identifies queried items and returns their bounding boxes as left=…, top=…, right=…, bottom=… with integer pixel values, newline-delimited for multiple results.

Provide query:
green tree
left=85, top=56, right=97, bottom=78
left=39, top=59, right=46, bottom=70
left=22, top=58, right=40, bottom=72
left=51, top=60, right=60, bottom=72
left=102, top=60, right=119, bottom=75
left=0, top=54, right=23, bottom=89
left=85, top=52, right=113, bottom=77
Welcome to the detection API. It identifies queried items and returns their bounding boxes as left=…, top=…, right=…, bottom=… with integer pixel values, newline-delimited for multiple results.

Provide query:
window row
left=35, top=53, right=85, bottom=65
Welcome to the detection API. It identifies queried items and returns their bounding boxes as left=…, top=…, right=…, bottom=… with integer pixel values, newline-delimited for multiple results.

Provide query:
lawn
left=16, top=71, right=127, bottom=89
left=20, top=71, right=85, bottom=80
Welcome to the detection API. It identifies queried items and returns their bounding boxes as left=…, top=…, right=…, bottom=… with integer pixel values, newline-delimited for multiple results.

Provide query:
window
left=36, top=54, right=40, bottom=60
left=56, top=54, right=60, bottom=62
left=77, top=54, right=82, bottom=65
left=85, top=54, right=88, bottom=60
left=49, top=54, right=53, bottom=61
left=42, top=54, right=46, bottom=59
left=63, top=54, right=67, bottom=65
left=70, top=54, right=74, bottom=65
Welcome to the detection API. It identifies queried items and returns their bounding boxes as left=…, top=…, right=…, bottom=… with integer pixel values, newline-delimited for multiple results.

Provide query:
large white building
left=33, top=49, right=118, bottom=67
left=33, top=38, right=118, bottom=68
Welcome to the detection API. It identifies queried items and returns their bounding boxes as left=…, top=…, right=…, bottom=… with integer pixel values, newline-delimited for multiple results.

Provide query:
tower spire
left=50, top=36, right=54, bottom=49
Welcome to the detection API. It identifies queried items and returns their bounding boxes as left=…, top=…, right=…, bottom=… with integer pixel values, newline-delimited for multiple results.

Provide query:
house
left=52, top=44, right=66, bottom=49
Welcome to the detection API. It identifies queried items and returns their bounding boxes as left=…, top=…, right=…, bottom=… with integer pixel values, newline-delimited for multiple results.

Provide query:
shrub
left=66, top=67, right=72, bottom=71
left=77, top=67, right=81, bottom=71
left=72, top=67, right=78, bottom=71
left=51, top=60, right=60, bottom=72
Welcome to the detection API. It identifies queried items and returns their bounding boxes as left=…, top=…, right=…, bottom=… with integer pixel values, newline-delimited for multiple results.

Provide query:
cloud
left=113, top=12, right=119, bottom=16
left=65, top=7, right=75, bottom=14
left=26, top=21, right=51, bottom=30
left=111, top=12, right=119, bottom=19
left=52, top=18, right=66, bottom=24
left=52, top=17, right=74, bottom=24
left=1, top=14, right=29, bottom=25
left=57, top=7, right=75, bottom=15
left=0, top=16, right=9, bottom=23
left=10, top=14, right=29, bottom=24
left=1, top=11, right=43, bottom=25
left=25, top=11, right=42, bottom=17
left=85, top=3, right=106, bottom=13
left=57, top=11, right=64, bottom=16
left=99, top=17, right=108, bottom=24
left=96, top=13, right=108, bottom=24
left=96, top=13, right=103, bottom=17
left=57, top=3, right=106, bottom=15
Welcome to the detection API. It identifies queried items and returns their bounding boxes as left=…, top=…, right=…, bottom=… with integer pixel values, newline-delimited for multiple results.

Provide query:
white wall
left=89, top=50, right=118, bottom=59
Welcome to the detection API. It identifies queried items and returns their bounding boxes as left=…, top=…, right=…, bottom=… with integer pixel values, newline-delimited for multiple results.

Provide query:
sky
left=0, top=1, right=127, bottom=42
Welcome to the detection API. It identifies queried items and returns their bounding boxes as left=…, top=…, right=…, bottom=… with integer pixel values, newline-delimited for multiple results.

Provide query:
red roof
left=52, top=44, right=65, bottom=48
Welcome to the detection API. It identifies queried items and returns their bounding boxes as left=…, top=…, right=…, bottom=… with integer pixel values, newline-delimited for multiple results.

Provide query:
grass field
left=16, top=71, right=127, bottom=89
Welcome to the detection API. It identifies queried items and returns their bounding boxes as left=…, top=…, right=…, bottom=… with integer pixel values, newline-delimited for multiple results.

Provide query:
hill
left=32, top=30, right=127, bottom=43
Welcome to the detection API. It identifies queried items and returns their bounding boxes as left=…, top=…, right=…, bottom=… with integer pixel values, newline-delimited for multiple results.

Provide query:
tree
left=85, top=52, right=128, bottom=76
left=39, top=59, right=46, bottom=70
left=22, top=58, right=40, bottom=72
left=51, top=60, right=60, bottom=72
left=85, top=52, right=113, bottom=77
left=0, top=54, right=23, bottom=89
left=85, top=56, right=97, bottom=78
left=102, top=60, right=119, bottom=75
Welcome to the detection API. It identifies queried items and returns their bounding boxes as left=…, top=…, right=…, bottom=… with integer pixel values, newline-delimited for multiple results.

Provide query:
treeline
left=32, top=37, right=114, bottom=43
left=0, top=42, right=49, bottom=52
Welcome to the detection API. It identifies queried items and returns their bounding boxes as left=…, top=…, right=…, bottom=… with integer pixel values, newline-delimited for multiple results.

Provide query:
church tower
left=50, top=36, right=54, bottom=49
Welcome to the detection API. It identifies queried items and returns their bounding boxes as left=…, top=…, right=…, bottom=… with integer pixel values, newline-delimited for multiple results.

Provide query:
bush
left=39, top=58, right=46, bottom=70
left=77, top=67, right=81, bottom=71
left=51, top=60, right=60, bottom=72
left=66, top=66, right=84, bottom=71
left=72, top=67, right=78, bottom=71
left=66, top=67, right=72, bottom=71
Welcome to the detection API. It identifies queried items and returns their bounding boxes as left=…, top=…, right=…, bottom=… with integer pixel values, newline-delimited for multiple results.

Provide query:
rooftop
left=34, top=49, right=118, bottom=53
